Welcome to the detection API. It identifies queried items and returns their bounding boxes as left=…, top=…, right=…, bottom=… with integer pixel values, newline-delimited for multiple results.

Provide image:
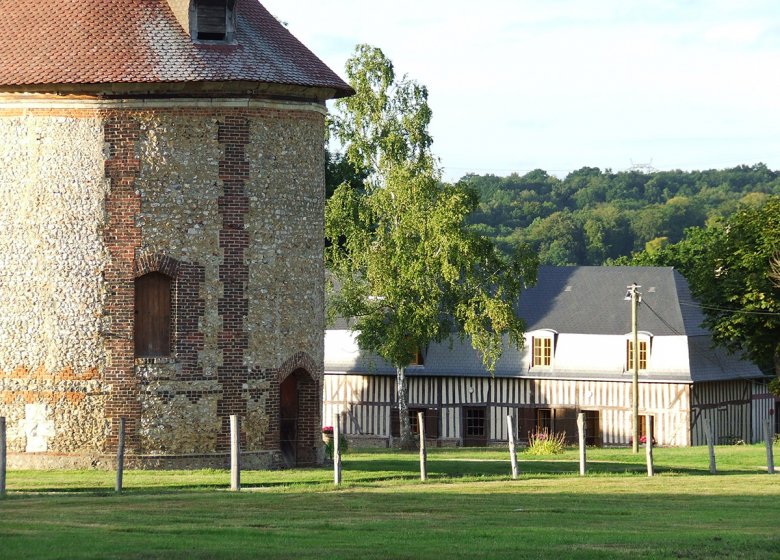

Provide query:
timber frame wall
left=324, top=374, right=774, bottom=447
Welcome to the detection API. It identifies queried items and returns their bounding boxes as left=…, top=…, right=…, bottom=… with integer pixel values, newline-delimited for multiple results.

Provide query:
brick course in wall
left=102, top=112, right=143, bottom=453
left=216, top=114, right=251, bottom=450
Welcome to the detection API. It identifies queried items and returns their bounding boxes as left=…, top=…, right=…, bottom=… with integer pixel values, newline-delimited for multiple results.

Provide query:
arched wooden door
left=279, top=368, right=318, bottom=467
left=280, top=373, right=298, bottom=467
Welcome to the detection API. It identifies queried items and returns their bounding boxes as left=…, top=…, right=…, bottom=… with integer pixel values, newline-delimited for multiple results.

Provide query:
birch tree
left=326, top=45, right=537, bottom=448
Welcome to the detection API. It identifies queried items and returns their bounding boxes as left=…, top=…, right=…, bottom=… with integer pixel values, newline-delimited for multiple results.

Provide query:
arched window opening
left=135, top=272, right=172, bottom=357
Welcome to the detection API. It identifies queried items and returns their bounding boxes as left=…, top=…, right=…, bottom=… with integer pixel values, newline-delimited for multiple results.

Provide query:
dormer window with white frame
left=531, top=330, right=557, bottom=368
left=191, top=0, right=236, bottom=43
left=626, top=332, right=653, bottom=371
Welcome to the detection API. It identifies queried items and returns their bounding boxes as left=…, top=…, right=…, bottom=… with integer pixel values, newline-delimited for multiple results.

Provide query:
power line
left=642, top=299, right=756, bottom=379
left=678, top=300, right=780, bottom=317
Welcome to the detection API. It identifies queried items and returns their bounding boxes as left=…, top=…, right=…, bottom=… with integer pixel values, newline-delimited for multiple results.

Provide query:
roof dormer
left=166, top=0, right=237, bottom=44
left=192, top=0, right=236, bottom=43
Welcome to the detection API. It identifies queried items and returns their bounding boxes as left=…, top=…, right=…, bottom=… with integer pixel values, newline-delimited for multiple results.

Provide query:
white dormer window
left=626, top=332, right=653, bottom=371
left=192, top=0, right=236, bottom=43
left=533, top=337, right=552, bottom=366
left=531, top=330, right=557, bottom=368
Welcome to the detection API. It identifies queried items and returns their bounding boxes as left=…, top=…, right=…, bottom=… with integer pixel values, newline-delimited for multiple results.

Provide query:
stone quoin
left=0, top=0, right=353, bottom=469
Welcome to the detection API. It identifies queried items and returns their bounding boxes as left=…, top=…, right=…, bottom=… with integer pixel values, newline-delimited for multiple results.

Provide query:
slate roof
left=0, top=0, right=352, bottom=97
left=325, top=266, right=765, bottom=383
left=519, top=266, right=708, bottom=336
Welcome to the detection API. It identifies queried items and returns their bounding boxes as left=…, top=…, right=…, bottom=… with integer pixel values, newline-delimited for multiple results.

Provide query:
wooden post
left=418, top=411, right=427, bottom=481
left=115, top=417, right=126, bottom=493
left=577, top=412, right=586, bottom=476
left=629, top=283, right=641, bottom=454
left=230, top=415, right=241, bottom=492
left=645, top=416, right=654, bottom=477
left=704, top=417, right=717, bottom=474
left=507, top=414, right=519, bottom=479
left=0, top=417, right=6, bottom=498
left=765, top=418, right=775, bottom=475
left=333, top=414, right=342, bottom=485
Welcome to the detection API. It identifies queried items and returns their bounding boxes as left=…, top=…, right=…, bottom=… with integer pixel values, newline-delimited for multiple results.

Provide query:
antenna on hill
left=629, top=159, right=656, bottom=173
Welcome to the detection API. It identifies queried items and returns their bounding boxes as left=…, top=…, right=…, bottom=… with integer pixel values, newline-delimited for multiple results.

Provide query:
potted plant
left=321, top=426, right=347, bottom=460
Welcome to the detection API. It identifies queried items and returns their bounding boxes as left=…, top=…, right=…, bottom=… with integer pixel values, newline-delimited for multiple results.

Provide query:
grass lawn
left=1, top=445, right=778, bottom=559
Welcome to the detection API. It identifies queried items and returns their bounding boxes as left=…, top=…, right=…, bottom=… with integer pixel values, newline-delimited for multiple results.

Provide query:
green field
left=1, top=445, right=778, bottom=559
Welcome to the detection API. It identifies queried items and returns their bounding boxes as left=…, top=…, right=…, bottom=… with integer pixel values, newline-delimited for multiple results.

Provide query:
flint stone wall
left=0, top=99, right=326, bottom=468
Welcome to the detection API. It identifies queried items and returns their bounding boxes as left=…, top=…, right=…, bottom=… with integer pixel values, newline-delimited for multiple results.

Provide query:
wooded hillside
left=461, top=164, right=780, bottom=265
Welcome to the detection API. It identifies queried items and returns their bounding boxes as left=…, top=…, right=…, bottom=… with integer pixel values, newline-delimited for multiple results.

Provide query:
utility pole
left=626, top=283, right=641, bottom=454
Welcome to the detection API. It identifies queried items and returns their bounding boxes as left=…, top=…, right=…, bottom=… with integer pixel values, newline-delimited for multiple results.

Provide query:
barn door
left=280, top=374, right=298, bottom=467
left=517, top=407, right=538, bottom=443
left=554, top=408, right=579, bottom=444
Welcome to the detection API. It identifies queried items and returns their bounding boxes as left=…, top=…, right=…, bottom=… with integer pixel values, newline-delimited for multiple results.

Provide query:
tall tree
left=326, top=45, right=537, bottom=448
left=621, top=197, right=780, bottom=377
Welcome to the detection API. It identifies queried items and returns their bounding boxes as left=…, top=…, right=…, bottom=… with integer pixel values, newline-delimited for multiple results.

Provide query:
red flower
left=322, top=426, right=334, bottom=435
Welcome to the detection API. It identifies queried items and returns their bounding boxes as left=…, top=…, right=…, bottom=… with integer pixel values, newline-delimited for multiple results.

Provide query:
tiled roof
left=0, top=0, right=352, bottom=98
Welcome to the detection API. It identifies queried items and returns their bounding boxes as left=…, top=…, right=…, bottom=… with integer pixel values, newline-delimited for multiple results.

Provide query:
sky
left=261, top=0, right=780, bottom=181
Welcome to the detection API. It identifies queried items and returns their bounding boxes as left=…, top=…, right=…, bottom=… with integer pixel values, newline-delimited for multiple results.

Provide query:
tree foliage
left=620, top=197, right=780, bottom=376
left=326, top=45, right=537, bottom=447
left=459, top=165, right=780, bottom=265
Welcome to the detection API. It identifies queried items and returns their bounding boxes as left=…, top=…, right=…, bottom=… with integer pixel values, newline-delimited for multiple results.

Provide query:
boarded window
left=196, top=0, right=227, bottom=40
left=134, top=272, right=172, bottom=357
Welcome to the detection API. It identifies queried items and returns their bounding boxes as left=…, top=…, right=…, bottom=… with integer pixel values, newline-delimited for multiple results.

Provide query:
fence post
left=115, top=417, right=126, bottom=493
left=507, top=414, right=519, bottom=479
left=577, top=412, right=586, bottom=476
left=230, top=415, right=241, bottom=492
left=333, top=414, right=342, bottom=485
left=646, top=416, right=654, bottom=477
left=0, top=417, right=6, bottom=498
left=418, top=411, right=427, bottom=481
left=765, top=418, right=775, bottom=475
left=704, top=417, right=717, bottom=474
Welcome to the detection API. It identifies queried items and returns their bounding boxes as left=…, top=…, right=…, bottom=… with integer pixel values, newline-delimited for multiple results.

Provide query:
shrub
left=768, top=377, right=780, bottom=398
left=525, top=427, right=566, bottom=455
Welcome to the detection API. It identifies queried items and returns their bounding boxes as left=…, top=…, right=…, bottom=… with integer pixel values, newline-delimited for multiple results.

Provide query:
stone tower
left=0, top=0, right=352, bottom=468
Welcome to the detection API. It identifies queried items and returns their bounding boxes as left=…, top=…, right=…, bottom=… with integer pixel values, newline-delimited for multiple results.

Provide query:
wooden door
left=134, top=272, right=171, bottom=357
left=517, top=407, right=538, bottom=443
left=554, top=408, right=579, bottom=444
left=280, top=375, right=298, bottom=466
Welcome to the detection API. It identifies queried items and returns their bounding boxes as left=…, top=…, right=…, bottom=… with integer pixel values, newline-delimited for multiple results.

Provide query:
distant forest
left=326, top=157, right=780, bottom=266
left=460, top=164, right=780, bottom=265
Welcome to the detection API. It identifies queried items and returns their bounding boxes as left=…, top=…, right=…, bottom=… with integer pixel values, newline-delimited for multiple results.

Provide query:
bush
left=525, top=427, right=566, bottom=455
left=768, top=377, right=780, bottom=398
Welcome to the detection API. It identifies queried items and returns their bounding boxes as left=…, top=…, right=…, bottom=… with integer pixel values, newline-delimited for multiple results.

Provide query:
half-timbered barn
left=324, top=266, right=774, bottom=447
left=0, top=0, right=352, bottom=469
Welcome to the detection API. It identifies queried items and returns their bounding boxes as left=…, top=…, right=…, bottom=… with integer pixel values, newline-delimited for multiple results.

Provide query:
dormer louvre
left=190, top=0, right=236, bottom=43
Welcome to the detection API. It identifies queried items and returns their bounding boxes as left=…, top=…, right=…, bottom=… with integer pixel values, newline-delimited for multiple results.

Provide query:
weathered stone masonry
left=0, top=99, right=326, bottom=468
